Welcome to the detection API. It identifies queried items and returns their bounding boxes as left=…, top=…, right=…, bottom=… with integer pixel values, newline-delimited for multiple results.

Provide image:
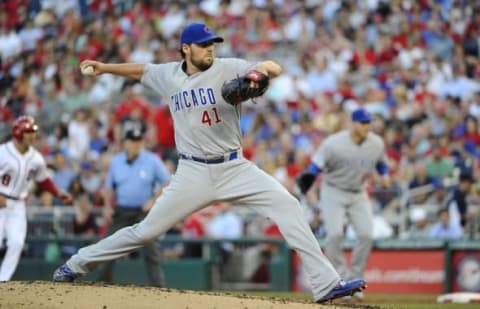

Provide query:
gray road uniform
left=312, top=130, right=388, bottom=280
left=65, top=58, right=340, bottom=300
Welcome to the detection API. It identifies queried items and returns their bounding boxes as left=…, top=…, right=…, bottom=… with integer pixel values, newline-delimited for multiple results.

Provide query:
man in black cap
left=97, top=128, right=171, bottom=286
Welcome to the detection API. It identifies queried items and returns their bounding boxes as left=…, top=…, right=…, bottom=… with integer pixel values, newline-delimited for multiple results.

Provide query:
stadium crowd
left=1, top=0, right=480, bottom=245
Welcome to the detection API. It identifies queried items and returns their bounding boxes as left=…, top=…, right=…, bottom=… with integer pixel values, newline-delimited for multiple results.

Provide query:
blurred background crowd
left=1, top=0, right=480, bottom=251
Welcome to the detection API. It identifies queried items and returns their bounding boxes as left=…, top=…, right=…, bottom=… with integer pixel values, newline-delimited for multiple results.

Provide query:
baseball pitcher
left=0, top=116, right=72, bottom=281
left=297, top=108, right=391, bottom=298
left=53, top=22, right=365, bottom=303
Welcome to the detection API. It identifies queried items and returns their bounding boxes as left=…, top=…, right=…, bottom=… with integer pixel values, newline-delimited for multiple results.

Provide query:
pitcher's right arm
left=80, top=60, right=146, bottom=80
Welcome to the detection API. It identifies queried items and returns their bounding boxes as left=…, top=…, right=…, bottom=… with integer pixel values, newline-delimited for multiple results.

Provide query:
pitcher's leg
left=68, top=160, right=214, bottom=274
left=321, top=190, right=348, bottom=278
left=348, top=195, right=373, bottom=280
left=254, top=192, right=340, bottom=299
left=218, top=160, right=340, bottom=300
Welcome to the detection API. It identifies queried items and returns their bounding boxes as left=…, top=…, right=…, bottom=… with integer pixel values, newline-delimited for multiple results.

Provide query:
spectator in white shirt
left=0, top=27, right=22, bottom=60
left=67, top=108, right=90, bottom=162
left=18, top=20, right=44, bottom=52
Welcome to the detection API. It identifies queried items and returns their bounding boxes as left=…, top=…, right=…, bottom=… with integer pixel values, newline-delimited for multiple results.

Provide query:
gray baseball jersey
left=313, top=130, right=387, bottom=280
left=312, top=130, right=387, bottom=192
left=64, top=57, right=343, bottom=301
left=141, top=58, right=250, bottom=157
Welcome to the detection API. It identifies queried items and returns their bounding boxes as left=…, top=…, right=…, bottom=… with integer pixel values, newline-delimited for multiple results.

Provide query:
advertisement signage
left=452, top=252, right=480, bottom=292
left=362, top=250, right=444, bottom=293
left=294, top=250, right=445, bottom=293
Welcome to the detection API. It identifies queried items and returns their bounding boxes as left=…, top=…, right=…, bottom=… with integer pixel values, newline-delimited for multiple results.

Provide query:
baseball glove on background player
left=221, top=70, right=269, bottom=105
left=296, top=172, right=317, bottom=194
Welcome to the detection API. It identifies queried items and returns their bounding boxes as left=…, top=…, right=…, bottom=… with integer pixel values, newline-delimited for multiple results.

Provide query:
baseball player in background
left=0, top=116, right=72, bottom=281
left=297, top=108, right=391, bottom=299
left=53, top=22, right=365, bottom=303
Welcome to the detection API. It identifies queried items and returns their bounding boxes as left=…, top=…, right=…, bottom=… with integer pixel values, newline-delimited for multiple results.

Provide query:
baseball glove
left=221, top=70, right=269, bottom=105
left=296, top=172, right=316, bottom=194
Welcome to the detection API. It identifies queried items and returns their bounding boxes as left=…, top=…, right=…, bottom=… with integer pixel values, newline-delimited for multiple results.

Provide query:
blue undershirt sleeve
left=376, top=162, right=389, bottom=175
left=307, top=163, right=322, bottom=176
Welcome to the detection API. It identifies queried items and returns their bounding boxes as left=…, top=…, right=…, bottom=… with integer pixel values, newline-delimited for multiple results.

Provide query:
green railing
left=13, top=236, right=480, bottom=293
left=16, top=235, right=291, bottom=291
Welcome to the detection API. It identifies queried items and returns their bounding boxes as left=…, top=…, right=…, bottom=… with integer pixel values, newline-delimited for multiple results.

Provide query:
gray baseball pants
left=66, top=157, right=340, bottom=300
left=321, top=183, right=373, bottom=280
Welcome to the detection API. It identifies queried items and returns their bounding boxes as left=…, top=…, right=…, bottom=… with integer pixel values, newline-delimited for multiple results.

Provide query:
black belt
left=117, top=205, right=143, bottom=210
left=0, top=193, right=20, bottom=200
left=180, top=151, right=239, bottom=164
left=115, top=205, right=143, bottom=213
left=325, top=182, right=361, bottom=193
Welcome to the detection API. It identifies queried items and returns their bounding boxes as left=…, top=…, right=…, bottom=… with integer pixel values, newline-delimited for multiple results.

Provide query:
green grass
left=220, top=291, right=480, bottom=309
left=368, top=305, right=479, bottom=309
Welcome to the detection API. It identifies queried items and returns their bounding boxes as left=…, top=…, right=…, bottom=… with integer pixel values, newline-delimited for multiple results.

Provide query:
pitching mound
left=0, top=281, right=380, bottom=309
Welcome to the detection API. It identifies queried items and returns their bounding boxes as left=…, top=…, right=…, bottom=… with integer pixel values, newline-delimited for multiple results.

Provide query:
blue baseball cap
left=351, top=108, right=372, bottom=123
left=180, top=22, right=224, bottom=45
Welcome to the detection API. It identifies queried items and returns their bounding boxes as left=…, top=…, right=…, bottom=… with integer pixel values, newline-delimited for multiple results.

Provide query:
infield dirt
left=0, top=281, right=382, bottom=309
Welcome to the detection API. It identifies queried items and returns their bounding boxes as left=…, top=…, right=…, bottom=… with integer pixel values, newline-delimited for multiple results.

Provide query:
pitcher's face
left=186, top=41, right=215, bottom=72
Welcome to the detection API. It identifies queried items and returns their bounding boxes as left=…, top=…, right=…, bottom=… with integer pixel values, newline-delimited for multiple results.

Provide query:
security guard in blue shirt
left=99, top=127, right=170, bottom=286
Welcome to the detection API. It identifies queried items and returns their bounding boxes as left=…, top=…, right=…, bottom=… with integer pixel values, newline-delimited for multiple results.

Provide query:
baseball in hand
left=81, top=65, right=95, bottom=75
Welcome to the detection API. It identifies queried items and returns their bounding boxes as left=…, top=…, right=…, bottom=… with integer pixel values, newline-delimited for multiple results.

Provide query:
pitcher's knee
left=132, top=222, right=163, bottom=244
left=272, top=192, right=302, bottom=210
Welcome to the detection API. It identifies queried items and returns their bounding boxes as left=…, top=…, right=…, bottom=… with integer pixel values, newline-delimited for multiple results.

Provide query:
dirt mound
left=0, top=281, right=349, bottom=309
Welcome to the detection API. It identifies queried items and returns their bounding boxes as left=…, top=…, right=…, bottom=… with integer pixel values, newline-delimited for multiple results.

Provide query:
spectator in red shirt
left=153, top=104, right=176, bottom=161
left=115, top=82, right=151, bottom=123
left=464, top=115, right=480, bottom=145
left=114, top=82, right=151, bottom=141
left=181, top=208, right=216, bottom=258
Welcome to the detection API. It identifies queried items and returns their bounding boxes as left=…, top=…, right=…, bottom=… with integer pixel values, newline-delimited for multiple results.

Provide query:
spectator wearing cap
left=79, top=161, right=102, bottom=203
left=400, top=207, right=431, bottom=239
left=114, top=82, right=150, bottom=142
left=98, top=127, right=170, bottom=286
left=88, top=120, right=108, bottom=158
left=449, top=173, right=475, bottom=228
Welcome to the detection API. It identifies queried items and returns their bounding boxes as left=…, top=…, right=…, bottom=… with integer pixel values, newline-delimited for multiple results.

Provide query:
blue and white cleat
left=316, top=279, right=366, bottom=303
left=52, top=263, right=81, bottom=282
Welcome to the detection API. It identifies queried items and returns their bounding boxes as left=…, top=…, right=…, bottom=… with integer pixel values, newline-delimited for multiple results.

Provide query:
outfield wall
left=294, top=239, right=480, bottom=294
left=10, top=236, right=480, bottom=294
